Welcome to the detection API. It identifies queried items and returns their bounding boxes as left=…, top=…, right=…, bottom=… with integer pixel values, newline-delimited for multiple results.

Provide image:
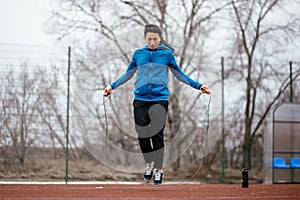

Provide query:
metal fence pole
left=290, top=61, right=293, bottom=103
left=65, top=46, right=71, bottom=184
left=221, top=57, right=225, bottom=183
left=289, top=61, right=295, bottom=182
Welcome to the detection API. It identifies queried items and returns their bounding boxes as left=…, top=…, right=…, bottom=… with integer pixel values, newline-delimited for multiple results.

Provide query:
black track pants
left=133, top=100, right=168, bottom=169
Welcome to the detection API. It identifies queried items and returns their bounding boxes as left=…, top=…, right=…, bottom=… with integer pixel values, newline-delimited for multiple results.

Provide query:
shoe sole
left=153, top=182, right=162, bottom=186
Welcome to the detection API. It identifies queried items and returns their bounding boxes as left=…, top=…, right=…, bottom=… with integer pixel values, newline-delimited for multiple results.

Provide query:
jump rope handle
left=200, top=85, right=211, bottom=94
left=103, top=86, right=112, bottom=97
left=103, top=91, right=111, bottom=97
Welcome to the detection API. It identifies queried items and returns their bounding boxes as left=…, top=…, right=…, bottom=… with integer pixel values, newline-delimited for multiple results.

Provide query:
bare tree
left=34, top=65, right=71, bottom=158
left=228, top=0, right=300, bottom=169
left=0, top=59, right=74, bottom=163
left=1, top=64, right=41, bottom=164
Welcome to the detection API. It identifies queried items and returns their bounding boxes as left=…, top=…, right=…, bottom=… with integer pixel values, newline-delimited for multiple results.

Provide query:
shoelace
left=154, top=171, right=163, bottom=180
left=145, top=167, right=153, bottom=175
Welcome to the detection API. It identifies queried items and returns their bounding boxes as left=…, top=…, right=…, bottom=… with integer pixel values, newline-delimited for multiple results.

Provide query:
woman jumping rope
left=103, top=24, right=211, bottom=186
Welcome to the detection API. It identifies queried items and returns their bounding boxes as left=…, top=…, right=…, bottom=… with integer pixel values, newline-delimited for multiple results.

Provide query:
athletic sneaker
left=144, top=165, right=154, bottom=182
left=153, top=170, right=164, bottom=186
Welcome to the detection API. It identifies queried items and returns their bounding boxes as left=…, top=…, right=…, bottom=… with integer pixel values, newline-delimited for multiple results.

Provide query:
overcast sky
left=0, top=0, right=299, bottom=61
left=0, top=0, right=57, bottom=46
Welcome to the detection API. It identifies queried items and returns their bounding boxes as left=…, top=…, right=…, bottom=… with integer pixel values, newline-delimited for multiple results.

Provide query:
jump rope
left=99, top=88, right=212, bottom=183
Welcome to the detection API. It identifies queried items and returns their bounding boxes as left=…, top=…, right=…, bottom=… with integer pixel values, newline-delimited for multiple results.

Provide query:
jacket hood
left=144, top=42, right=175, bottom=53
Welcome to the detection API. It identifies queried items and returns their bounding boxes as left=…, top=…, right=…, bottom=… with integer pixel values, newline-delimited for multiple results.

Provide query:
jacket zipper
left=147, top=51, right=153, bottom=101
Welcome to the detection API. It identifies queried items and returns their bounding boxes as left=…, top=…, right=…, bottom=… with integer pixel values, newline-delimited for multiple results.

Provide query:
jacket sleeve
left=168, top=53, right=202, bottom=89
left=110, top=51, right=138, bottom=89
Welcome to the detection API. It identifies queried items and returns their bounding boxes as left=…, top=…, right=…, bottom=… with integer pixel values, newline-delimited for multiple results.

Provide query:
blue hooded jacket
left=110, top=43, right=202, bottom=101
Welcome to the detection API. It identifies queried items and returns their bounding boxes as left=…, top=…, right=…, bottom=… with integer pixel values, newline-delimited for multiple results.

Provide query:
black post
left=242, top=168, right=248, bottom=188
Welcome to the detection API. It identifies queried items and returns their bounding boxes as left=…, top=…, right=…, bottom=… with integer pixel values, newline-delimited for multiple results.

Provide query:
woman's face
left=145, top=32, right=161, bottom=50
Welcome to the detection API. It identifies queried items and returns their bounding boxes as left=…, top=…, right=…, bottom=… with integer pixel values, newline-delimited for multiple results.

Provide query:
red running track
left=0, top=183, right=300, bottom=200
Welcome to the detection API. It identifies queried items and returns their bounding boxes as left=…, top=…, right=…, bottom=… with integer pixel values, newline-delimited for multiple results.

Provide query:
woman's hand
left=103, top=86, right=112, bottom=97
left=200, top=85, right=211, bottom=94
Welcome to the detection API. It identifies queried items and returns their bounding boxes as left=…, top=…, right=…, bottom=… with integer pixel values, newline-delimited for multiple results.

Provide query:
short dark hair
left=144, top=24, right=162, bottom=38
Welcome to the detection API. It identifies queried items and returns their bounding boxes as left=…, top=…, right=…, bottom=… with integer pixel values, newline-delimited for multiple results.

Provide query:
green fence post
left=290, top=61, right=293, bottom=103
left=221, top=57, right=225, bottom=183
left=65, top=46, right=71, bottom=184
